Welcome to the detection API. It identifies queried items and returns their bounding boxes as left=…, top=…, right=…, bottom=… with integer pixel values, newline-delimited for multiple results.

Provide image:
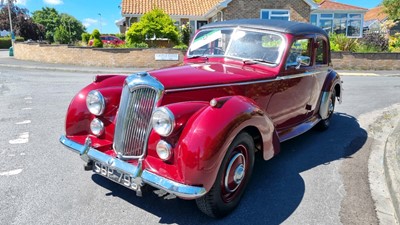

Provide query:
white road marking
left=15, top=120, right=31, bottom=125
left=24, top=97, right=32, bottom=100
left=339, top=72, right=379, bottom=76
left=22, top=108, right=32, bottom=110
left=9, top=132, right=29, bottom=144
left=0, top=169, right=23, bottom=176
left=20, top=153, right=26, bottom=156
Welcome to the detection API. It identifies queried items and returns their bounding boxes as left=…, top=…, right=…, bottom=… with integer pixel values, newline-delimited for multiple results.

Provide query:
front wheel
left=196, top=132, right=255, bottom=218
left=316, top=89, right=336, bottom=131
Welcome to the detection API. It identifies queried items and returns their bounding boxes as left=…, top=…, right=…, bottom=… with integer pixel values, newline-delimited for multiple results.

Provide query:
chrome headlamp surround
left=90, top=118, right=104, bottom=136
left=151, top=107, right=175, bottom=137
left=86, top=90, right=105, bottom=116
left=156, top=140, right=173, bottom=161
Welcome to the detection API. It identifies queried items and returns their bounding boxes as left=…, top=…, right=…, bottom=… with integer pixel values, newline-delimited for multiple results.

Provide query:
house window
left=310, top=13, right=363, bottom=38
left=261, top=9, right=290, bottom=21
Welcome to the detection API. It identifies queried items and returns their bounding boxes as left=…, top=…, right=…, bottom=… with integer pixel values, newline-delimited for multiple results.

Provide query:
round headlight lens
left=86, top=90, right=105, bottom=116
left=156, top=140, right=172, bottom=161
left=151, top=107, right=175, bottom=137
left=90, top=118, right=104, bottom=136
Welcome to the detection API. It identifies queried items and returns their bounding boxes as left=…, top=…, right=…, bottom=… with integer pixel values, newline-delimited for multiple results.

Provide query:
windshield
left=187, top=28, right=285, bottom=65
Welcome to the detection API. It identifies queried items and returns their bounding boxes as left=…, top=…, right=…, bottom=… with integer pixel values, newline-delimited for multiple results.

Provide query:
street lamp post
left=7, top=0, right=14, bottom=47
left=98, top=13, right=102, bottom=33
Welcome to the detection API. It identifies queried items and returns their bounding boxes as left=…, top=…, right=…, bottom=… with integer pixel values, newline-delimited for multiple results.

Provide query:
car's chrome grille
left=113, top=73, right=163, bottom=159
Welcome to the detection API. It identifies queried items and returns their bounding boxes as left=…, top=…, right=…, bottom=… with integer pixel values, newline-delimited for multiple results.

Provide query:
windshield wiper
left=243, top=59, right=276, bottom=65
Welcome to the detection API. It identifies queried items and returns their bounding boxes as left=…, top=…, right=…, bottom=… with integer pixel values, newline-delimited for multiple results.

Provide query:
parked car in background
left=88, top=35, right=125, bottom=46
left=60, top=19, right=342, bottom=218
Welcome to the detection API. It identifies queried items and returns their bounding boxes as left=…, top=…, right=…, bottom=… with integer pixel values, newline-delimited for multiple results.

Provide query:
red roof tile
left=318, top=0, right=367, bottom=11
left=364, top=6, right=388, bottom=22
left=122, top=0, right=223, bottom=16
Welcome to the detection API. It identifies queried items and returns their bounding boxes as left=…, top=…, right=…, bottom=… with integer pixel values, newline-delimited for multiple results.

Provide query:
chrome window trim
left=165, top=71, right=320, bottom=93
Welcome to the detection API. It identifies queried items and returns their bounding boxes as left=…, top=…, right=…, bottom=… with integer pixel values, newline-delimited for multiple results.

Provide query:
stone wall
left=331, top=52, right=400, bottom=70
left=13, top=43, right=185, bottom=68
left=13, top=43, right=400, bottom=70
left=223, top=0, right=310, bottom=22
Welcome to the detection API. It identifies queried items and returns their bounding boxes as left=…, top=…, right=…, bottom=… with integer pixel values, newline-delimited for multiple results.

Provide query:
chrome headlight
left=86, top=90, right=105, bottom=116
left=151, top=107, right=175, bottom=137
left=90, top=118, right=104, bottom=136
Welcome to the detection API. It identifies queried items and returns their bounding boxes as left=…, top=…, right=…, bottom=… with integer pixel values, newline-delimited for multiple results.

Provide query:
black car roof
left=200, top=19, right=328, bottom=38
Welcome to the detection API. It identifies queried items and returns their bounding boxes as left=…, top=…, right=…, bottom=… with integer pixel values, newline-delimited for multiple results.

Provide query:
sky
left=5, top=0, right=384, bottom=34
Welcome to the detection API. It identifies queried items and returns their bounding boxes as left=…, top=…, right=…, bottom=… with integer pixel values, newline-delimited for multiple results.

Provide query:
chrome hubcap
left=224, top=153, right=246, bottom=193
left=233, top=164, right=245, bottom=184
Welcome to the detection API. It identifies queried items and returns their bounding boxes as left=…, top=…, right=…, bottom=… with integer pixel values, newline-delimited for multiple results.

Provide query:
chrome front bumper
left=59, top=135, right=206, bottom=200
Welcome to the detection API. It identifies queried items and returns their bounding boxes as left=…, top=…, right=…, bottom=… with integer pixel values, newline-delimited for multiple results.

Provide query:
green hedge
left=0, top=37, right=25, bottom=49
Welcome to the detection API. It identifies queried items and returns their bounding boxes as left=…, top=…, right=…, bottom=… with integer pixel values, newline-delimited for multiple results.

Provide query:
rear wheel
left=196, top=132, right=255, bottom=218
left=316, top=89, right=336, bottom=131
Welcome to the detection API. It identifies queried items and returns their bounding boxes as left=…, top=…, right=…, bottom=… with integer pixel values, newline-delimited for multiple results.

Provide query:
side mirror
left=296, top=56, right=311, bottom=69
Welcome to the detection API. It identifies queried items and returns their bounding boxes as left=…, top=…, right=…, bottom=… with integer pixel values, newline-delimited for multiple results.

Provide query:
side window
left=286, top=38, right=312, bottom=68
left=316, top=38, right=328, bottom=65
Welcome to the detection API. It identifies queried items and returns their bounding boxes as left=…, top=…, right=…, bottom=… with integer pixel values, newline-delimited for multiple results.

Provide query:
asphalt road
left=1, top=67, right=400, bottom=225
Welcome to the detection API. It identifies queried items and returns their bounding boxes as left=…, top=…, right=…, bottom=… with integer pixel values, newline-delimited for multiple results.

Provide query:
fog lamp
left=156, top=140, right=172, bottom=161
left=90, top=118, right=104, bottom=136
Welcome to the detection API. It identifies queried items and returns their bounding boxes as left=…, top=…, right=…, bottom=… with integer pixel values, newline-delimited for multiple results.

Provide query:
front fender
left=319, top=70, right=342, bottom=119
left=65, top=75, right=126, bottom=139
left=175, top=96, right=278, bottom=191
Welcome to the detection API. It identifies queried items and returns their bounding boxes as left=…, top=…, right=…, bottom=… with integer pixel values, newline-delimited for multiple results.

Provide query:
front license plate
left=93, top=161, right=139, bottom=190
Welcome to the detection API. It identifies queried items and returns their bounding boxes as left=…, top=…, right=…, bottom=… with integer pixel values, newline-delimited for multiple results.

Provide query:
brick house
left=310, top=0, right=367, bottom=38
left=118, top=0, right=318, bottom=34
left=364, top=5, right=400, bottom=35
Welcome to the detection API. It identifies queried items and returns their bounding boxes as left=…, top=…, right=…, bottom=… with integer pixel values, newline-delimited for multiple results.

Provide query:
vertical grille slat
left=113, top=76, right=162, bottom=159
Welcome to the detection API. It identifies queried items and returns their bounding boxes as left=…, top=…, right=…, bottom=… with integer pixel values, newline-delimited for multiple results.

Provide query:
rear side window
left=316, top=38, right=328, bottom=65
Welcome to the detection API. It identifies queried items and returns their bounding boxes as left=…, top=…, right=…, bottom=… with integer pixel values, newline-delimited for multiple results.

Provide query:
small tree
left=81, top=32, right=90, bottom=43
left=383, top=0, right=400, bottom=20
left=54, top=25, right=69, bottom=44
left=126, top=8, right=179, bottom=46
left=180, top=23, right=191, bottom=45
left=90, top=29, right=102, bottom=47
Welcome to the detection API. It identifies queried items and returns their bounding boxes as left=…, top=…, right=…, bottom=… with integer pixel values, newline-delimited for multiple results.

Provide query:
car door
left=267, top=37, right=318, bottom=133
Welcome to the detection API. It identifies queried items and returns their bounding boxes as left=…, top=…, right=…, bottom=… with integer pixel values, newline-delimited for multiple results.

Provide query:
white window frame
left=310, top=13, right=363, bottom=38
left=260, top=9, right=290, bottom=21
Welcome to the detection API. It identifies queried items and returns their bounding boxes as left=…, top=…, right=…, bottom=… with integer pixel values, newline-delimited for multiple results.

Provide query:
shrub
left=81, top=33, right=90, bottom=43
left=329, top=33, right=358, bottom=52
left=115, top=33, right=126, bottom=41
left=173, top=43, right=188, bottom=50
left=389, top=33, right=400, bottom=52
left=359, top=33, right=388, bottom=52
left=126, top=8, right=179, bottom=46
left=54, top=25, right=70, bottom=44
left=0, top=37, right=25, bottom=49
left=90, top=29, right=103, bottom=47
left=119, top=42, right=149, bottom=48
left=180, top=23, right=191, bottom=46
left=356, top=44, right=381, bottom=53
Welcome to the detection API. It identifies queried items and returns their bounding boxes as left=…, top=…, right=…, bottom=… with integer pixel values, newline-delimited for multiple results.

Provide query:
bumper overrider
left=59, top=135, right=206, bottom=199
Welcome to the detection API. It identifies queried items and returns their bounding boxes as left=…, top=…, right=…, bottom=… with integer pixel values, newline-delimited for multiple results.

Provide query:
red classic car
left=60, top=19, right=342, bottom=218
left=88, top=35, right=125, bottom=46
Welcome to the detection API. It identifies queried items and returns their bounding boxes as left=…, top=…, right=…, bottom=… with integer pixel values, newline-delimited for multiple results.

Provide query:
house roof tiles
left=364, top=6, right=388, bottom=22
left=121, top=0, right=223, bottom=16
left=318, top=0, right=367, bottom=11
